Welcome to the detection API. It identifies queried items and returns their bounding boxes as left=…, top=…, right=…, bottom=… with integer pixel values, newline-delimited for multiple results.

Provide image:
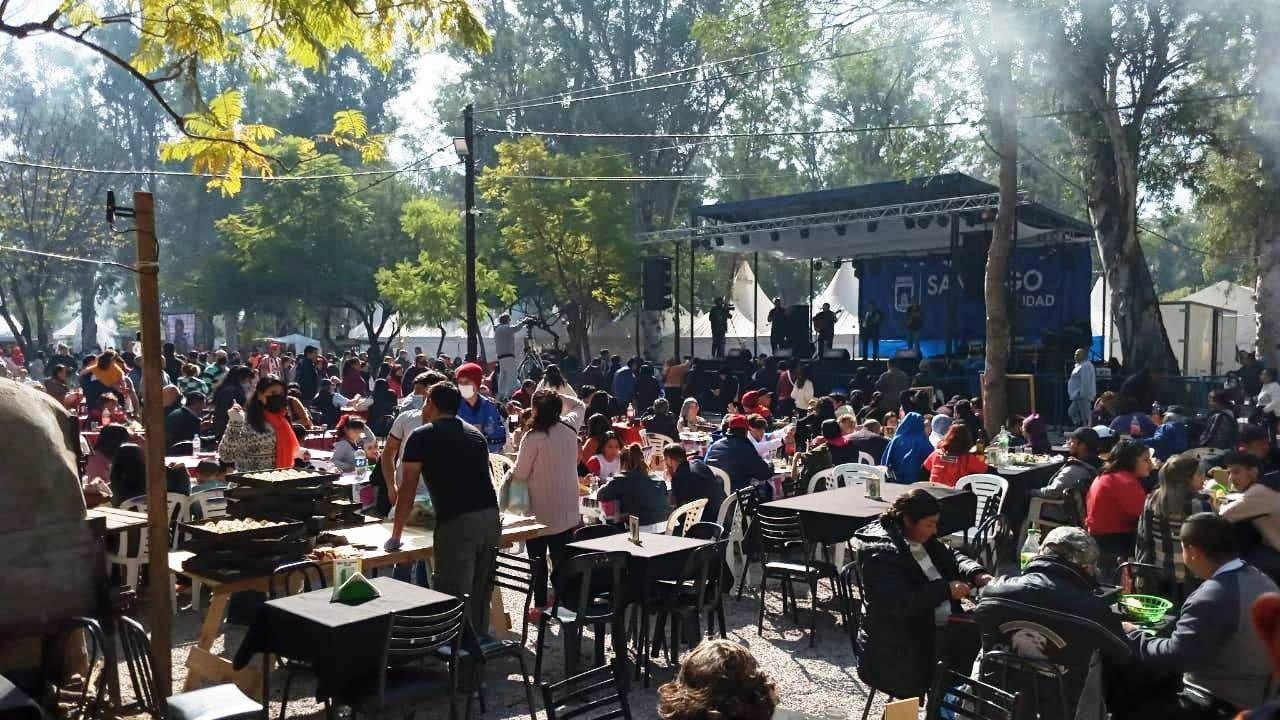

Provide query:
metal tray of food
left=181, top=533, right=313, bottom=556
left=180, top=517, right=305, bottom=542
left=227, top=467, right=341, bottom=488
left=224, top=483, right=336, bottom=500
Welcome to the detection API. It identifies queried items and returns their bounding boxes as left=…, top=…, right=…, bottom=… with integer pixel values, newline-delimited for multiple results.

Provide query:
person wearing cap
left=1028, top=427, right=1103, bottom=525
left=1116, top=513, right=1278, bottom=718
left=747, top=414, right=793, bottom=460
left=740, top=390, right=770, bottom=420
left=975, top=527, right=1130, bottom=719
left=704, top=414, right=775, bottom=495
left=928, top=413, right=952, bottom=448
left=642, top=397, right=680, bottom=441
left=453, top=362, right=507, bottom=453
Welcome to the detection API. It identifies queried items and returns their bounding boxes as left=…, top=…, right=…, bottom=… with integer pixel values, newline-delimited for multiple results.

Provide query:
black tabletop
left=234, top=577, right=455, bottom=699
left=0, top=676, right=43, bottom=720
left=568, top=532, right=710, bottom=559
left=765, top=482, right=977, bottom=544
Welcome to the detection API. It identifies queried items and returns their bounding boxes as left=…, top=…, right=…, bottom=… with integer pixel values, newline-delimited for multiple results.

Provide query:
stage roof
left=639, top=172, right=1094, bottom=260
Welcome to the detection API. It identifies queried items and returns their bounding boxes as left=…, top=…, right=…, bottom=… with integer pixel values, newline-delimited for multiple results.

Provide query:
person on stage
left=860, top=300, right=883, bottom=359
left=709, top=297, right=733, bottom=358
left=812, top=303, right=839, bottom=358
left=767, top=297, right=788, bottom=353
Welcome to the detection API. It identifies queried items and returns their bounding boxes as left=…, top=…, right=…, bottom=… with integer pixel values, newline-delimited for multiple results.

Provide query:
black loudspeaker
left=786, top=305, right=812, bottom=357
left=822, top=348, right=851, bottom=360
left=958, top=231, right=991, bottom=300
left=773, top=348, right=795, bottom=359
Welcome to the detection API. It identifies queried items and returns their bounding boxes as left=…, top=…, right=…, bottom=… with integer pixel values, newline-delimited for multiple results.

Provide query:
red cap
left=727, top=414, right=749, bottom=430
left=456, top=362, right=484, bottom=386
left=741, top=390, right=759, bottom=408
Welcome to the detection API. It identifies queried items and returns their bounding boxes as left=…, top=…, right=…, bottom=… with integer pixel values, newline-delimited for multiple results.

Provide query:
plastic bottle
left=1020, top=528, right=1040, bottom=569
left=354, top=454, right=367, bottom=503
left=194, top=432, right=203, bottom=455
left=994, top=428, right=1012, bottom=467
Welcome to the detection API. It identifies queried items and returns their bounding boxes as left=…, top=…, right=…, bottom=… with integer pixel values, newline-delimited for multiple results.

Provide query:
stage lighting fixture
left=964, top=213, right=979, bottom=227
left=799, top=228, right=810, bottom=239
left=919, top=216, right=933, bottom=229
left=739, top=233, right=750, bottom=245
left=714, top=236, right=725, bottom=247
left=834, top=223, right=847, bottom=236
left=770, top=230, right=780, bottom=242
left=867, top=221, right=878, bottom=232
left=937, top=214, right=950, bottom=227
left=904, top=217, right=916, bottom=229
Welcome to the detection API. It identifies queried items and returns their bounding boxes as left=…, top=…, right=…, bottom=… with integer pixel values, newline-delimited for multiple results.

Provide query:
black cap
left=821, top=419, right=843, bottom=440
left=1067, top=426, right=1100, bottom=452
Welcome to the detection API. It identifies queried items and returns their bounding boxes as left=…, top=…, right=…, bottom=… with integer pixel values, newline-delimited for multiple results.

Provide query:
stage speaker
left=822, top=348, right=851, bottom=360
left=894, top=347, right=921, bottom=361
left=773, top=348, right=795, bottom=359
left=786, top=305, right=812, bottom=358
left=958, top=231, right=991, bottom=300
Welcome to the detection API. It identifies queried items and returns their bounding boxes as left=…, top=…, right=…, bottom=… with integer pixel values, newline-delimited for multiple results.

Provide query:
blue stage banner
left=857, top=242, right=1091, bottom=345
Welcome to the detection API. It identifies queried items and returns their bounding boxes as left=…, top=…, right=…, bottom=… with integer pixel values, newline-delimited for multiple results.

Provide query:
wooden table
left=85, top=505, right=149, bottom=534
left=169, top=517, right=547, bottom=698
left=765, top=481, right=976, bottom=545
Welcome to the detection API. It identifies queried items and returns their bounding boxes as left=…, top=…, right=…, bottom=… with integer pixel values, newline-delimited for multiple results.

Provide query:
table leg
left=489, top=582, right=513, bottom=637
left=260, top=646, right=271, bottom=720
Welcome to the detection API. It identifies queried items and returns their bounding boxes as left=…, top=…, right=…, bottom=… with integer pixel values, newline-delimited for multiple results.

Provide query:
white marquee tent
left=1182, top=281, right=1255, bottom=352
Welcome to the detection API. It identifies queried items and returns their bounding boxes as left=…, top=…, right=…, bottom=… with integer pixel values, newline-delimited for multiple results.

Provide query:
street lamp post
left=456, top=104, right=478, bottom=360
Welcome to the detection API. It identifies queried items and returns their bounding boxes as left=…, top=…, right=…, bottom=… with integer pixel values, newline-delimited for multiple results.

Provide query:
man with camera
left=710, top=297, right=733, bottom=358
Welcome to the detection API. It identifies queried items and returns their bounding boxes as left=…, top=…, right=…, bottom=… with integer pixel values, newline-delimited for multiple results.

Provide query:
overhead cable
left=479, top=119, right=973, bottom=140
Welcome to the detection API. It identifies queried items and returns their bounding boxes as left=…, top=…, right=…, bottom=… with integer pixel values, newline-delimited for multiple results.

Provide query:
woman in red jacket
left=1085, top=438, right=1152, bottom=572
left=922, top=423, right=989, bottom=487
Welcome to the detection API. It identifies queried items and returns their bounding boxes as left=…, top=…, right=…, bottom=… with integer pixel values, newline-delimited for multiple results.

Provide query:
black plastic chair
left=651, top=540, right=727, bottom=669
left=54, top=617, right=113, bottom=720
left=267, top=561, right=328, bottom=720
left=534, top=551, right=628, bottom=684
left=838, top=558, right=863, bottom=656
left=978, top=650, right=1072, bottom=720
left=335, top=600, right=466, bottom=720
left=167, top=440, right=195, bottom=456
left=540, top=660, right=633, bottom=720
left=684, top=521, right=723, bottom=541
left=925, top=660, right=1026, bottom=720
left=446, top=615, right=537, bottom=720
left=754, top=505, right=843, bottom=647
left=118, top=617, right=262, bottom=720
left=733, top=485, right=763, bottom=601
left=572, top=524, right=624, bottom=544
left=493, top=550, right=542, bottom=647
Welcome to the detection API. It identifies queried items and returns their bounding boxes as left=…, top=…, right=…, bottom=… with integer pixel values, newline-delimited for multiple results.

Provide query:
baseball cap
left=741, top=390, right=760, bottom=408
left=1038, top=527, right=1100, bottom=568
left=455, top=362, right=484, bottom=386
left=1091, top=425, right=1114, bottom=439
left=727, top=414, right=749, bottom=431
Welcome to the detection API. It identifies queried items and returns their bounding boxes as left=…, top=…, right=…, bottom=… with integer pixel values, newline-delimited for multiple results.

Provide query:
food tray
left=180, top=517, right=305, bottom=541
left=224, top=484, right=336, bottom=500
left=228, top=467, right=340, bottom=488
left=182, top=534, right=312, bottom=556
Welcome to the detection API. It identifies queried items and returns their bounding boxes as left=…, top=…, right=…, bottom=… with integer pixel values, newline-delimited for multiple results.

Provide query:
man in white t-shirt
left=381, top=371, right=445, bottom=585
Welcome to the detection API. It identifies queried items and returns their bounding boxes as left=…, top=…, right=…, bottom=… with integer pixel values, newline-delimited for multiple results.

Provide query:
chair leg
left=515, top=653, right=537, bottom=720
left=736, top=556, right=750, bottom=600
left=669, top=614, right=680, bottom=667
left=279, top=668, right=294, bottom=720
left=808, top=577, right=819, bottom=648
left=756, top=573, right=767, bottom=636
left=716, top=602, right=728, bottom=639
left=860, top=690, right=876, bottom=720
left=563, top=624, right=582, bottom=678
left=533, top=617, right=549, bottom=685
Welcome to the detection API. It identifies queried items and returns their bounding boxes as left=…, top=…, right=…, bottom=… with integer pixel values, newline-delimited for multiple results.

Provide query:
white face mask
left=459, top=384, right=476, bottom=400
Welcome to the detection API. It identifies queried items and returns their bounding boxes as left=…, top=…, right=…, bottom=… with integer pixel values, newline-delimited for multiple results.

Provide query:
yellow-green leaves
left=160, top=90, right=277, bottom=196
left=317, top=110, right=389, bottom=163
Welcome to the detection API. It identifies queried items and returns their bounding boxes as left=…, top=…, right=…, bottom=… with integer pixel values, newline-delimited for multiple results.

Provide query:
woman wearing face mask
left=218, top=375, right=305, bottom=471
left=211, top=365, right=255, bottom=440
left=454, top=362, right=508, bottom=452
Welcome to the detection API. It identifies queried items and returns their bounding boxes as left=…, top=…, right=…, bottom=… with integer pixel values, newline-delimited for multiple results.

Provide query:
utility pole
left=132, top=191, right=172, bottom=698
left=463, top=104, right=479, bottom=360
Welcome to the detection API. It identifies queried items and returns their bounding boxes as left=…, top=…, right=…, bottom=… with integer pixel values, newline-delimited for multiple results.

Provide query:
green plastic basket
left=1119, top=594, right=1173, bottom=624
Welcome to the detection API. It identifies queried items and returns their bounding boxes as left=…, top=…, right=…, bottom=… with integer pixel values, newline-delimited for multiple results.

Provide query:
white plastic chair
left=648, top=433, right=676, bottom=451
left=1183, top=446, right=1222, bottom=461
left=489, top=452, right=515, bottom=480
left=666, top=498, right=708, bottom=536
left=944, top=474, right=1010, bottom=556
left=807, top=467, right=836, bottom=495
left=709, top=465, right=732, bottom=497
left=110, top=494, right=187, bottom=611
left=185, top=489, right=226, bottom=612
left=831, top=463, right=885, bottom=489
left=1016, top=493, right=1083, bottom=555
left=857, top=451, right=876, bottom=465
left=715, top=492, right=746, bottom=592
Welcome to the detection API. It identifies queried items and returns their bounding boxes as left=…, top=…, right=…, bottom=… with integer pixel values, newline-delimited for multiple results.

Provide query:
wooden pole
left=134, top=191, right=172, bottom=699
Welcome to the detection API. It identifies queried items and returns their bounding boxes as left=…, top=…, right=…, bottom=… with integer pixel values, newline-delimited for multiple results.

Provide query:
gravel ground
left=116, top=567, right=895, bottom=720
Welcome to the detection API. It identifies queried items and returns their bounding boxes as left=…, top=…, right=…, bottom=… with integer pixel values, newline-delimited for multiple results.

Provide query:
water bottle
left=354, top=454, right=368, bottom=503
left=194, top=433, right=203, bottom=455
left=1020, top=528, right=1040, bottom=569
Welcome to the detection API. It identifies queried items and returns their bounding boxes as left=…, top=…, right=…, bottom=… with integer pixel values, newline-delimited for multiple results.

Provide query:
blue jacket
left=457, top=395, right=507, bottom=453
left=1140, top=421, right=1188, bottom=461
left=881, top=412, right=934, bottom=483
left=611, top=367, right=636, bottom=405
left=704, top=432, right=774, bottom=491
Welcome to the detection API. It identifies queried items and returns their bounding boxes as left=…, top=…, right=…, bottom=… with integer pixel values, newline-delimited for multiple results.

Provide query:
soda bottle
left=1020, top=528, right=1040, bottom=569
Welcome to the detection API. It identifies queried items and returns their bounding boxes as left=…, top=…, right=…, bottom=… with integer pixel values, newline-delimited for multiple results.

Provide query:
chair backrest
left=187, top=488, right=227, bottom=521
left=117, top=616, right=160, bottom=717
left=685, top=521, right=724, bottom=541
left=648, top=433, right=676, bottom=449
left=492, top=550, right=539, bottom=602
left=956, top=474, right=1010, bottom=527
left=269, top=560, right=327, bottom=599
left=754, top=506, right=804, bottom=557
left=540, top=660, right=633, bottom=720
left=708, top=465, right=732, bottom=497
left=489, top=452, right=515, bottom=480
left=666, top=498, right=708, bottom=536
left=572, top=524, right=624, bottom=544
left=59, top=617, right=112, bottom=720
left=1184, top=446, right=1221, bottom=460
left=925, top=661, right=1025, bottom=720
left=670, top=540, right=722, bottom=613
left=978, top=650, right=1073, bottom=720
left=714, top=492, right=738, bottom=534
left=379, top=601, right=466, bottom=702
left=118, top=493, right=190, bottom=555
left=553, top=551, right=629, bottom=623
left=831, top=463, right=885, bottom=488
left=807, top=467, right=835, bottom=495
left=858, top=450, right=876, bottom=465
left=167, top=440, right=195, bottom=456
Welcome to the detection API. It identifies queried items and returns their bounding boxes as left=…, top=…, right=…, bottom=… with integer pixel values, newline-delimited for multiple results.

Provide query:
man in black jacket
left=704, top=415, right=774, bottom=495
left=664, top=445, right=725, bottom=523
left=296, top=345, right=320, bottom=402
left=642, top=398, right=680, bottom=441
left=1026, top=427, right=1102, bottom=525
left=976, top=527, right=1130, bottom=720
left=165, top=391, right=207, bottom=452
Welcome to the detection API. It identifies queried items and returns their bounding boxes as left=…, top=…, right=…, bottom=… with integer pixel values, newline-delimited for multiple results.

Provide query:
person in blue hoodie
left=881, top=412, right=934, bottom=483
left=453, top=362, right=507, bottom=453
left=1141, top=420, right=1189, bottom=463
left=610, top=357, right=637, bottom=413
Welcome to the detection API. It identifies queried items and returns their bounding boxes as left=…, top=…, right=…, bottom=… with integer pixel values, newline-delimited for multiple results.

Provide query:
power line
left=0, top=244, right=144, bottom=272
left=490, top=172, right=785, bottom=181
left=479, top=118, right=973, bottom=140
left=1022, top=92, right=1259, bottom=119
left=475, top=33, right=959, bottom=115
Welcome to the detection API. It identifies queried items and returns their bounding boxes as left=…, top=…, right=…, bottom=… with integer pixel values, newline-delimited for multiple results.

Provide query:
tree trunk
left=981, top=38, right=1016, bottom=441
left=436, top=323, right=447, bottom=359
left=1256, top=204, right=1280, bottom=369
left=79, top=272, right=98, bottom=354
left=1255, top=3, right=1280, bottom=369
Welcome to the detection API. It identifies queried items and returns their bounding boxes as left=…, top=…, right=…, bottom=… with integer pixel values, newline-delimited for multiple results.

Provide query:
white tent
left=347, top=311, right=560, bottom=359
left=1182, top=281, right=1255, bottom=352
left=813, top=262, right=861, bottom=342
left=264, top=334, right=322, bottom=354
left=729, top=259, right=774, bottom=323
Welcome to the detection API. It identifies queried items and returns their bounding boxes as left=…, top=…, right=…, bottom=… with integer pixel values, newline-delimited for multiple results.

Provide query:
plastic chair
left=183, top=489, right=227, bottom=612
left=118, top=616, right=262, bottom=720
left=685, top=522, right=723, bottom=541
left=266, top=561, right=328, bottom=720
left=978, top=650, right=1072, bottom=720
left=167, top=440, right=195, bottom=456
left=334, top=601, right=466, bottom=720
left=492, top=550, right=541, bottom=648
left=831, top=463, right=884, bottom=488
left=665, top=498, right=708, bottom=536
left=453, top=614, right=537, bottom=720
left=647, top=433, right=676, bottom=451
left=753, top=506, right=844, bottom=647
left=858, top=450, right=876, bottom=465
left=650, top=540, right=727, bottom=667
left=534, top=551, right=628, bottom=684
left=114, top=493, right=188, bottom=594
left=925, top=660, right=1026, bottom=720
left=730, top=486, right=762, bottom=601
left=708, top=465, right=732, bottom=497
left=1016, top=491, right=1083, bottom=557
left=838, top=558, right=863, bottom=656
left=1184, top=446, right=1222, bottom=461
left=943, top=474, right=1008, bottom=552
left=54, top=617, right=113, bottom=720
left=539, top=660, right=632, bottom=720
left=806, top=467, right=835, bottom=495
left=489, top=452, right=515, bottom=482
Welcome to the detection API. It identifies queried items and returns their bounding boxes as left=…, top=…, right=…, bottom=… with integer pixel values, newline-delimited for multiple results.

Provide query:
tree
left=375, top=197, right=516, bottom=357
left=215, top=146, right=414, bottom=356
left=478, top=138, right=637, bottom=359
left=0, top=0, right=489, bottom=190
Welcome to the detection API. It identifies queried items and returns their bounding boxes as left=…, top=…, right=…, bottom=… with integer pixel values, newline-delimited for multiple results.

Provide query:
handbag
left=504, top=474, right=531, bottom=514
